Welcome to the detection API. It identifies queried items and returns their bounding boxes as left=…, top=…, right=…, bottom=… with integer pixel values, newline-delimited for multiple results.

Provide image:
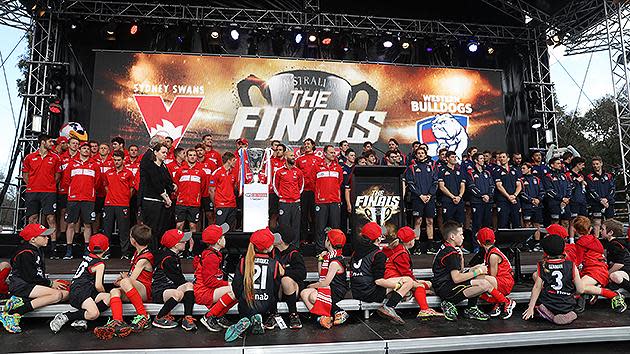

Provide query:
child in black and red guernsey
left=225, top=228, right=283, bottom=342
left=93, top=225, right=154, bottom=339
left=50, top=234, right=112, bottom=335
left=602, top=218, right=630, bottom=311
left=523, top=234, right=584, bottom=325
left=151, top=229, right=197, bottom=331
left=267, top=229, right=306, bottom=330
left=301, top=229, right=348, bottom=329
left=350, top=222, right=413, bottom=325
left=383, top=226, right=443, bottom=319
left=476, top=228, right=516, bottom=319
left=195, top=224, right=238, bottom=333
left=432, top=221, right=494, bottom=321
left=1, top=224, right=69, bottom=334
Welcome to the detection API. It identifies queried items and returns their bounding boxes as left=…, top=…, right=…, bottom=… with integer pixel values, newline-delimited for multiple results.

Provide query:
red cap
left=236, top=137, right=249, bottom=146
left=250, top=228, right=274, bottom=251
left=397, top=226, right=416, bottom=243
left=327, top=229, right=346, bottom=247
left=88, top=233, right=110, bottom=253
left=476, top=227, right=495, bottom=245
left=161, top=229, right=192, bottom=248
left=361, top=222, right=384, bottom=241
left=545, top=224, right=568, bottom=239
left=56, top=136, right=68, bottom=144
left=19, top=224, right=54, bottom=241
left=202, top=223, right=229, bottom=244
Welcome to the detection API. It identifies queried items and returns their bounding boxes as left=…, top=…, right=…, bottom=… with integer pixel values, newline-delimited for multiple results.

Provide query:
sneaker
left=462, top=306, right=489, bottom=321
left=575, top=296, right=586, bottom=314
left=489, top=304, right=501, bottom=317
left=413, top=247, right=424, bottom=256
left=587, top=293, right=598, bottom=306
left=217, top=316, right=231, bottom=329
left=416, top=308, right=444, bottom=319
left=263, top=314, right=277, bottom=330
left=0, top=312, right=21, bottom=333
left=200, top=315, right=223, bottom=332
left=94, top=319, right=132, bottom=340
left=318, top=315, right=333, bottom=329
left=333, top=310, right=348, bottom=326
left=181, top=315, right=197, bottom=331
left=50, top=312, right=69, bottom=333
left=71, top=319, right=88, bottom=331
left=152, top=315, right=178, bottom=329
left=4, top=295, right=25, bottom=313
left=130, top=314, right=151, bottom=332
left=63, top=248, right=73, bottom=260
left=440, top=301, right=458, bottom=321
left=501, top=299, right=517, bottom=320
left=224, top=317, right=251, bottom=342
left=289, top=313, right=303, bottom=329
left=532, top=245, right=542, bottom=252
left=377, top=304, right=405, bottom=325
left=250, top=314, right=264, bottom=335
left=426, top=245, right=438, bottom=255
left=121, top=254, right=130, bottom=260
left=611, top=294, right=627, bottom=313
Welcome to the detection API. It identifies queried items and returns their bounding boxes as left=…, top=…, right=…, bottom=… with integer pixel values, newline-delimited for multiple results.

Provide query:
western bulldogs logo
left=417, top=113, right=469, bottom=160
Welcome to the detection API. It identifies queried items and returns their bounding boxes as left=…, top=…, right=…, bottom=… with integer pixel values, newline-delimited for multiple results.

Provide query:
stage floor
left=4, top=304, right=630, bottom=353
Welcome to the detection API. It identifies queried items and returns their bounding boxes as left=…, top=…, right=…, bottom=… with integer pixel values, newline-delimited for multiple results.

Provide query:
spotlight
left=210, top=30, right=220, bottom=39
left=308, top=34, right=317, bottom=43
left=103, top=23, right=117, bottom=40
left=322, top=37, right=332, bottom=45
left=295, top=33, right=303, bottom=44
left=70, top=23, right=77, bottom=30
left=487, top=46, right=495, bottom=55
left=426, top=46, right=433, bottom=53
left=531, top=117, right=542, bottom=130
left=230, top=29, right=240, bottom=40
left=48, top=99, right=62, bottom=114
left=130, top=22, right=138, bottom=35
left=383, top=40, right=393, bottom=48
left=467, top=39, right=479, bottom=53
left=401, top=41, right=410, bottom=49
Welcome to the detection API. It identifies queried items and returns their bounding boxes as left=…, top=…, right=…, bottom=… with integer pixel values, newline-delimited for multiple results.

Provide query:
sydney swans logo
left=354, top=187, right=400, bottom=225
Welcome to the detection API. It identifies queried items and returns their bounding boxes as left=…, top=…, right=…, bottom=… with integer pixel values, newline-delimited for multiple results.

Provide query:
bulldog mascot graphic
left=416, top=113, right=469, bottom=160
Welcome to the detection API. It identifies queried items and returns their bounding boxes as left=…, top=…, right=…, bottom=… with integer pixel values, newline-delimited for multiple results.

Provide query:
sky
left=0, top=25, right=615, bottom=176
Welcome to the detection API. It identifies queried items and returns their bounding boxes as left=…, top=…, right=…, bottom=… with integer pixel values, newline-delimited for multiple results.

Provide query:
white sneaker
left=71, top=319, right=88, bottom=331
left=50, top=313, right=69, bottom=333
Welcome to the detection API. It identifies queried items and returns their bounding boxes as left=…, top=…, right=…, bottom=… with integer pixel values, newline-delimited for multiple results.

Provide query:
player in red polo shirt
left=94, top=143, right=114, bottom=233
left=22, top=133, right=61, bottom=256
left=196, top=143, right=218, bottom=225
left=56, top=136, right=80, bottom=258
left=209, top=152, right=238, bottom=228
left=296, top=138, right=323, bottom=244
left=175, top=149, right=206, bottom=258
left=62, top=141, right=101, bottom=260
left=266, top=142, right=286, bottom=230
left=273, top=149, right=304, bottom=248
left=102, top=150, right=135, bottom=259
left=314, top=145, right=344, bottom=255
left=202, top=133, right=222, bottom=167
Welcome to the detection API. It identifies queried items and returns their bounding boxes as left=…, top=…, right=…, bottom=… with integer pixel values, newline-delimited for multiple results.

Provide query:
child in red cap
left=151, top=229, right=196, bottom=331
left=226, top=228, right=284, bottom=342
left=545, top=224, right=576, bottom=262
left=476, top=227, right=516, bottom=319
left=301, top=229, right=349, bottom=329
left=50, top=233, right=111, bottom=335
left=195, top=224, right=238, bottom=333
left=0, top=224, right=69, bottom=334
left=383, top=226, right=443, bottom=319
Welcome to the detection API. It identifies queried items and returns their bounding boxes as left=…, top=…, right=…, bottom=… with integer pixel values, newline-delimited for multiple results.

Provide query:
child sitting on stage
left=602, top=218, right=630, bottom=312
left=523, top=234, right=584, bottom=325
left=50, top=234, right=111, bottom=335
left=225, top=228, right=283, bottom=342
left=93, top=225, right=154, bottom=339
left=383, top=226, right=443, bottom=319
left=195, top=224, right=237, bottom=333
left=546, top=224, right=576, bottom=262
left=1, top=224, right=69, bottom=333
left=476, top=228, right=516, bottom=319
left=301, top=229, right=349, bottom=329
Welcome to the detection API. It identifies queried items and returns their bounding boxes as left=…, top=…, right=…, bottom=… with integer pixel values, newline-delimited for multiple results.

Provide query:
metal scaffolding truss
left=54, top=0, right=534, bottom=42
left=479, top=0, right=551, bottom=26
left=0, top=0, right=31, bottom=31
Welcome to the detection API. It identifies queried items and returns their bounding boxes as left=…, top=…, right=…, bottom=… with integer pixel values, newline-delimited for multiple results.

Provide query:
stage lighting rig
left=530, top=117, right=542, bottom=130
left=230, top=29, right=240, bottom=40
left=210, top=30, right=220, bottom=39
left=130, top=22, right=138, bottom=35
left=295, top=33, right=303, bottom=44
left=308, top=34, right=317, bottom=43
left=383, top=40, right=393, bottom=48
left=467, top=39, right=479, bottom=53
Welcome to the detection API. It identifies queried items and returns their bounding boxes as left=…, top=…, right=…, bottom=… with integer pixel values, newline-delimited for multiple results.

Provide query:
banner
left=90, top=52, right=506, bottom=155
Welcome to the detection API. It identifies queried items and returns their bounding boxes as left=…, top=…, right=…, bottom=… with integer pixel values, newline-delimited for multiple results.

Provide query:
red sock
left=125, top=288, right=147, bottom=316
left=208, top=293, right=237, bottom=318
left=110, top=296, right=123, bottom=321
left=489, top=289, right=508, bottom=304
left=0, top=268, right=10, bottom=295
left=480, top=293, right=495, bottom=303
left=600, top=288, right=617, bottom=299
left=413, top=287, right=429, bottom=310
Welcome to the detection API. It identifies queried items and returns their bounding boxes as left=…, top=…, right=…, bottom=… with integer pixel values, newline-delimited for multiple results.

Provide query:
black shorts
left=201, top=197, right=213, bottom=212
left=57, top=194, right=68, bottom=210
left=94, top=197, right=105, bottom=214
left=151, top=285, right=176, bottom=304
left=69, top=286, right=100, bottom=309
left=547, top=202, right=571, bottom=221
left=175, top=205, right=200, bottom=223
left=355, top=286, right=387, bottom=303
left=522, top=207, right=544, bottom=224
left=25, top=192, right=57, bottom=217
left=570, top=203, right=588, bottom=218
left=411, top=198, right=436, bottom=218
left=65, top=201, right=96, bottom=224
left=436, top=280, right=473, bottom=304
left=269, top=193, right=280, bottom=215
left=589, top=203, right=615, bottom=219
left=8, top=277, right=36, bottom=298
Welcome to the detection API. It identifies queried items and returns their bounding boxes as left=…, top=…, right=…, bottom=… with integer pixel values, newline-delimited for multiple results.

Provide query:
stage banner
left=90, top=51, right=506, bottom=155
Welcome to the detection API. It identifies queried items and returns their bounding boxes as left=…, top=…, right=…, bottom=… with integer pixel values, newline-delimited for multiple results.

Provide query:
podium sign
left=243, top=183, right=269, bottom=232
left=350, top=166, right=406, bottom=239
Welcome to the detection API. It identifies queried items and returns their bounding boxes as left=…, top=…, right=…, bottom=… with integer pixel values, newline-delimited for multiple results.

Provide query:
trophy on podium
left=240, top=147, right=272, bottom=232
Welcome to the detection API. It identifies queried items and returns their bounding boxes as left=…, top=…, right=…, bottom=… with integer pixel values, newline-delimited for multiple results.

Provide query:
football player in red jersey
left=174, top=149, right=206, bottom=257
left=56, top=136, right=80, bottom=256
left=296, top=138, right=323, bottom=244
left=196, top=143, right=218, bottom=225
left=102, top=150, right=134, bottom=258
left=262, top=142, right=285, bottom=230
left=210, top=152, right=239, bottom=229
left=94, top=143, right=114, bottom=234
left=273, top=149, right=304, bottom=248
left=314, top=145, right=343, bottom=255
left=202, top=133, right=222, bottom=167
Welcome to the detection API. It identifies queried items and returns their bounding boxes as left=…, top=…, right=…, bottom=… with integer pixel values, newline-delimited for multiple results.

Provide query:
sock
left=489, top=288, right=508, bottom=304
left=600, top=288, right=617, bottom=299
left=96, top=300, right=109, bottom=313
left=619, top=279, right=630, bottom=292
left=386, top=291, right=403, bottom=308
left=157, top=298, right=179, bottom=318
left=125, top=288, right=147, bottom=316
left=183, top=290, right=195, bottom=316
left=468, top=296, right=478, bottom=308
left=413, top=287, right=429, bottom=310
left=110, top=296, right=123, bottom=321
left=208, top=293, right=237, bottom=318
left=50, top=240, right=57, bottom=251
left=66, top=310, right=86, bottom=321
left=285, top=292, right=297, bottom=314
left=9, top=300, right=34, bottom=315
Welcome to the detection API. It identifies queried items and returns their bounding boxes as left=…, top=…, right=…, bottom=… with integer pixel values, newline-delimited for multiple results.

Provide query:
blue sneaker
left=250, top=314, right=264, bottom=335
left=0, top=312, right=22, bottom=333
left=224, top=317, right=251, bottom=342
left=4, top=296, right=25, bottom=313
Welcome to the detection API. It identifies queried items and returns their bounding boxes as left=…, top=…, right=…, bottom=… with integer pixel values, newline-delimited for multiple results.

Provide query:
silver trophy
left=246, top=148, right=268, bottom=183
